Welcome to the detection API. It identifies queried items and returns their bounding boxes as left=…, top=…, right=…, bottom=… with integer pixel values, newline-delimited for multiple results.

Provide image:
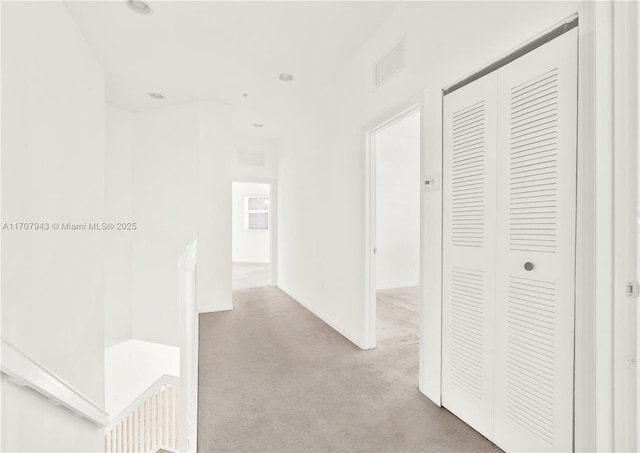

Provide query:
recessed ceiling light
left=148, top=92, right=164, bottom=99
left=278, top=73, right=294, bottom=82
left=253, top=123, right=264, bottom=128
left=127, top=0, right=152, bottom=15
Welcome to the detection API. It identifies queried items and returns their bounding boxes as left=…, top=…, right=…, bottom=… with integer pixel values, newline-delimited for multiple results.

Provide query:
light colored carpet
left=198, top=286, right=500, bottom=452
left=377, top=286, right=420, bottom=346
left=232, top=262, right=271, bottom=290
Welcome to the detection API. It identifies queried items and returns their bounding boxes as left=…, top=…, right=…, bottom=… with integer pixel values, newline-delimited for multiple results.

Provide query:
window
left=245, top=196, right=269, bottom=230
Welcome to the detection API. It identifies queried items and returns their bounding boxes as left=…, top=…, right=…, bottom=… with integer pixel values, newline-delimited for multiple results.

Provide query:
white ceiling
left=64, top=1, right=398, bottom=138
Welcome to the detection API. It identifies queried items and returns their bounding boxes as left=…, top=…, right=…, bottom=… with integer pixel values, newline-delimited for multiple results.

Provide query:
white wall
left=105, top=105, right=134, bottom=347
left=130, top=103, right=199, bottom=347
left=197, top=102, right=234, bottom=314
left=129, top=101, right=233, bottom=347
left=232, top=182, right=270, bottom=263
left=232, top=134, right=278, bottom=182
left=276, top=1, right=582, bottom=402
left=105, top=340, right=179, bottom=417
left=1, top=1, right=106, bottom=451
left=375, top=114, right=420, bottom=290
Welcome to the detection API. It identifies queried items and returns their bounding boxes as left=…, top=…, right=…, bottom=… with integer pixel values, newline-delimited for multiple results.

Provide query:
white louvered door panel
left=494, top=28, right=577, bottom=452
left=442, top=73, right=497, bottom=440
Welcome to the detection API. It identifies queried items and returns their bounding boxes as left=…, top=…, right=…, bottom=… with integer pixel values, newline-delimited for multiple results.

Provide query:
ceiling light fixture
left=278, top=73, right=294, bottom=82
left=127, top=0, right=153, bottom=15
left=148, top=92, right=165, bottom=99
left=253, top=123, right=264, bottom=128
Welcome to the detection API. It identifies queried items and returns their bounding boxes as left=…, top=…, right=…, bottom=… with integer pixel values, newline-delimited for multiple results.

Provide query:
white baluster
left=170, top=385, right=173, bottom=447
left=164, top=386, right=169, bottom=447
left=173, top=385, right=178, bottom=449
left=134, top=407, right=138, bottom=452
left=153, top=394, right=157, bottom=450
left=138, top=405, right=142, bottom=453
left=117, top=422, right=122, bottom=453
left=148, top=399, right=151, bottom=452
left=144, top=399, right=149, bottom=452
left=127, top=415, right=131, bottom=453
left=174, top=386, right=178, bottom=449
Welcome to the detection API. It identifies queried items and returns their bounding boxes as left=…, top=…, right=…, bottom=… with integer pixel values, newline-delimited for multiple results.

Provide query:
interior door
left=493, top=28, right=578, bottom=452
left=441, top=72, right=497, bottom=440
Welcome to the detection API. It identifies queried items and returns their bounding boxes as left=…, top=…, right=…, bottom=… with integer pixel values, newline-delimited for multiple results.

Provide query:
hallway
left=197, top=287, right=500, bottom=452
left=232, top=262, right=271, bottom=290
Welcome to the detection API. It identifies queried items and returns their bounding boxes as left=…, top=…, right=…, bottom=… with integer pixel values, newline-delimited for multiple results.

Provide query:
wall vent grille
left=375, top=40, right=405, bottom=88
left=237, top=151, right=265, bottom=167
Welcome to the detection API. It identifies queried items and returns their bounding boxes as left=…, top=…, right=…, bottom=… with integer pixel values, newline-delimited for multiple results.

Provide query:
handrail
left=107, top=374, right=179, bottom=431
left=1, top=338, right=109, bottom=427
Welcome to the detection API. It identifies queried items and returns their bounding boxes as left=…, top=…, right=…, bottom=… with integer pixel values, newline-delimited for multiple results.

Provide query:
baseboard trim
left=232, top=261, right=270, bottom=265
left=278, top=285, right=366, bottom=350
left=376, top=281, right=420, bottom=291
left=198, top=302, right=233, bottom=314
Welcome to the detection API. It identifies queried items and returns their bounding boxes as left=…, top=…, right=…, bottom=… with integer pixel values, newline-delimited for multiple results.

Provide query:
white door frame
left=363, top=94, right=424, bottom=350
left=578, top=3, right=638, bottom=448
left=429, top=6, right=636, bottom=451
left=231, top=178, right=278, bottom=286
left=613, top=1, right=639, bottom=450
left=441, top=13, right=591, bottom=449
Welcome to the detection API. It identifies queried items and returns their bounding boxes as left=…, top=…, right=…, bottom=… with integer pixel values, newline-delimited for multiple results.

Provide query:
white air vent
left=375, top=40, right=405, bottom=88
left=237, top=151, right=265, bottom=167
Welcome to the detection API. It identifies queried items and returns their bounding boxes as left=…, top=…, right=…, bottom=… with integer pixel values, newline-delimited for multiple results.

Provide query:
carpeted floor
left=198, top=286, right=500, bottom=452
left=376, top=286, right=421, bottom=346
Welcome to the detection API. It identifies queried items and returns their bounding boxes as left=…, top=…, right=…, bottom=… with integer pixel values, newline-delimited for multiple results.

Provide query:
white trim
left=270, top=181, right=278, bottom=286
left=278, top=285, right=366, bottom=349
left=420, top=86, right=442, bottom=405
left=153, top=448, right=178, bottom=453
left=0, top=339, right=109, bottom=427
left=203, top=302, right=234, bottom=313
left=443, top=13, right=578, bottom=95
left=376, top=282, right=420, bottom=291
left=432, top=8, right=602, bottom=450
left=574, top=3, right=598, bottom=451
left=633, top=7, right=640, bottom=453
left=592, top=3, right=616, bottom=451
left=613, top=1, right=639, bottom=450
left=364, top=120, right=377, bottom=351
left=363, top=94, right=424, bottom=352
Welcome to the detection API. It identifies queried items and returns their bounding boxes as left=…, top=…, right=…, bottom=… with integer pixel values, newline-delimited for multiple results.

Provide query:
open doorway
left=365, top=103, right=422, bottom=350
left=375, top=111, right=421, bottom=344
left=232, top=181, right=272, bottom=290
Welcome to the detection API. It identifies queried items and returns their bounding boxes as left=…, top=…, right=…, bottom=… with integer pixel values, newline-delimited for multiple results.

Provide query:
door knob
left=524, top=262, right=534, bottom=271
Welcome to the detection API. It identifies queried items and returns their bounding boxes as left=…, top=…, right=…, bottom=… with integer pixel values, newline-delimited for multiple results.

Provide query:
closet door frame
left=436, top=9, right=611, bottom=451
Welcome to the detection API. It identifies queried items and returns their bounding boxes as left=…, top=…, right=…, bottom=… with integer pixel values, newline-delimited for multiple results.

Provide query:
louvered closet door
left=442, top=73, right=497, bottom=440
left=493, top=28, right=577, bottom=452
